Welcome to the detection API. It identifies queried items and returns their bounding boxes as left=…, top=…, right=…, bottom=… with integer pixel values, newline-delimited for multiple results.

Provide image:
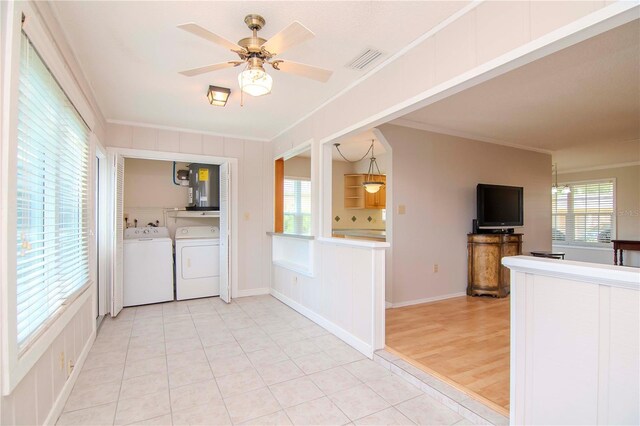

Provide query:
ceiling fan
left=178, top=14, right=333, bottom=97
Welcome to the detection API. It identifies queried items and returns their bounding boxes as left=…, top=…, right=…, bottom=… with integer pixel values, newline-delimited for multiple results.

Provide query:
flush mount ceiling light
left=552, top=163, right=570, bottom=195
left=207, top=85, right=231, bottom=106
left=178, top=14, right=333, bottom=99
left=334, top=139, right=385, bottom=194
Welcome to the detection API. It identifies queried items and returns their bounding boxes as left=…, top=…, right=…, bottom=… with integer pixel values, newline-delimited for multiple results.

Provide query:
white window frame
left=552, top=178, right=617, bottom=249
left=283, top=176, right=312, bottom=236
left=1, top=2, right=97, bottom=394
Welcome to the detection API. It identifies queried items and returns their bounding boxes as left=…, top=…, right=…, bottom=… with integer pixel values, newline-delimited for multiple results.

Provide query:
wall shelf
left=166, top=210, right=220, bottom=219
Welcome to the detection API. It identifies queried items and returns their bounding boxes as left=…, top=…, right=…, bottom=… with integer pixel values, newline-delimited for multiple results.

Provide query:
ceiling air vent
left=345, top=48, right=384, bottom=70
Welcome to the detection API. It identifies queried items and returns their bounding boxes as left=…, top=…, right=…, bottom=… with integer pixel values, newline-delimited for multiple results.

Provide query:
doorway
left=106, top=147, right=238, bottom=317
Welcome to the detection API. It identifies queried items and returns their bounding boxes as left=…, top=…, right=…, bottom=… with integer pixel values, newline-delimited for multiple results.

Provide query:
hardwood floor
left=385, top=295, right=510, bottom=414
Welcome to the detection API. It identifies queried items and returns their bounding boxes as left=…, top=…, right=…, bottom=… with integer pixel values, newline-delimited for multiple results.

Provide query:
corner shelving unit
left=344, top=174, right=365, bottom=209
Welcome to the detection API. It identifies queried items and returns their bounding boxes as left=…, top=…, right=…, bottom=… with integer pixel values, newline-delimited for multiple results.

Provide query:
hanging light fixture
left=552, top=163, right=571, bottom=195
left=207, top=85, right=231, bottom=106
left=362, top=141, right=385, bottom=194
left=238, top=59, right=272, bottom=97
left=334, top=139, right=385, bottom=194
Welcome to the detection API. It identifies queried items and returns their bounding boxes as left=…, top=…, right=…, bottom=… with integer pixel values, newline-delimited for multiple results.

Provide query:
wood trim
left=274, top=158, right=284, bottom=233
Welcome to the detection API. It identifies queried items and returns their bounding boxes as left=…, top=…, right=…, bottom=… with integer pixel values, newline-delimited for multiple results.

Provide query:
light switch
left=398, top=204, right=406, bottom=215
left=244, top=212, right=250, bottom=220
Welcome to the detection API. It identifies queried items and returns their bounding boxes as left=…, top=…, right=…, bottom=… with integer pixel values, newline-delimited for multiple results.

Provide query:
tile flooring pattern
left=57, top=295, right=468, bottom=426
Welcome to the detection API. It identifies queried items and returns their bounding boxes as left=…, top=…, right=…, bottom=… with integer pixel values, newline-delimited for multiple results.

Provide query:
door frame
left=95, top=141, right=109, bottom=318
left=106, top=147, right=239, bottom=303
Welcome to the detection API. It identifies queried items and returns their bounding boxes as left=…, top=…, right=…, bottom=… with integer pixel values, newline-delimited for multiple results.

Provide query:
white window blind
left=283, top=178, right=311, bottom=235
left=16, top=32, right=90, bottom=350
left=552, top=180, right=614, bottom=246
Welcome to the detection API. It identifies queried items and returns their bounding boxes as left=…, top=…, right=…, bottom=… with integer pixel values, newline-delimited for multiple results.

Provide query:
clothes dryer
left=175, top=226, right=220, bottom=300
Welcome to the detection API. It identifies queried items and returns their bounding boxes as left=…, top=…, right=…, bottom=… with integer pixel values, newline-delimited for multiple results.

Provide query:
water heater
left=186, top=163, right=220, bottom=211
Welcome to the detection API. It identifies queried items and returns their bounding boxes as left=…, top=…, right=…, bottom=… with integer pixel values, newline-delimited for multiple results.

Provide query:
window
left=283, top=178, right=311, bottom=235
left=15, top=32, right=90, bottom=350
left=552, top=180, right=615, bottom=246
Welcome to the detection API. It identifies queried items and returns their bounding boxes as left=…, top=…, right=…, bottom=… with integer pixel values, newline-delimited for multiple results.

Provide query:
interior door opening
left=108, top=149, right=236, bottom=317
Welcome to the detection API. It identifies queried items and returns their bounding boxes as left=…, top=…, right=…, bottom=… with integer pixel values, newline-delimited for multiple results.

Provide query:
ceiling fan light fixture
left=207, top=85, right=231, bottom=106
left=238, top=68, right=273, bottom=97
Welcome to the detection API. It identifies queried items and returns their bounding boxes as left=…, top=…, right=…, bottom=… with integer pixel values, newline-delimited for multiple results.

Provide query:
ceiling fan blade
left=261, top=21, right=315, bottom=56
left=178, top=23, right=243, bottom=52
left=179, top=62, right=241, bottom=77
left=272, top=60, right=332, bottom=82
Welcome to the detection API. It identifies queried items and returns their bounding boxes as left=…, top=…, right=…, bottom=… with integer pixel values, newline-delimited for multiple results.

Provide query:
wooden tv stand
left=467, top=233, right=523, bottom=298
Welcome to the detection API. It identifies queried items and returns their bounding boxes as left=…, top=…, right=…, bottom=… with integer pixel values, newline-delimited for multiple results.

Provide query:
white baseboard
left=236, top=287, right=270, bottom=298
left=270, top=289, right=373, bottom=357
left=385, top=301, right=392, bottom=309
left=45, top=329, right=96, bottom=425
left=388, top=292, right=467, bottom=308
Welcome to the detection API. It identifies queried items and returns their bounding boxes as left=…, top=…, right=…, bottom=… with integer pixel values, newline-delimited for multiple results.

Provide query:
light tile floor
left=57, top=295, right=467, bottom=426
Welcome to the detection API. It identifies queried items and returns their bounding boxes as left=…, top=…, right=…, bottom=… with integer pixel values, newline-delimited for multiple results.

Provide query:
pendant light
left=552, top=163, right=570, bottom=195
left=333, top=140, right=385, bottom=194
left=362, top=141, right=384, bottom=194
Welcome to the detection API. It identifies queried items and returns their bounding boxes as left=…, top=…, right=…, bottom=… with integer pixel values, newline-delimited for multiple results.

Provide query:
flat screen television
left=477, top=184, right=523, bottom=228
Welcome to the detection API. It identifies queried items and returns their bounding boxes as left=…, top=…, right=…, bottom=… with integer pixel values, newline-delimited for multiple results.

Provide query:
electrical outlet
left=398, top=204, right=406, bottom=215
left=244, top=212, right=250, bottom=220
left=59, top=352, right=65, bottom=371
left=433, top=264, right=439, bottom=273
left=68, top=359, right=75, bottom=376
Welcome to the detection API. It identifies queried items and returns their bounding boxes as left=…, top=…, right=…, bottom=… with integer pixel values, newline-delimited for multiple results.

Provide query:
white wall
left=271, top=237, right=387, bottom=357
left=378, top=124, right=551, bottom=305
left=1, top=1, right=107, bottom=424
left=106, top=123, right=273, bottom=296
left=0, top=299, right=94, bottom=425
left=284, top=155, right=311, bottom=179
left=505, top=256, right=639, bottom=425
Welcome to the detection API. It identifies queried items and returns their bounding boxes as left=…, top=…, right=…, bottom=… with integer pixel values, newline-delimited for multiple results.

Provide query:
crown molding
left=557, top=161, right=640, bottom=174
left=389, top=118, right=553, bottom=155
left=106, top=119, right=270, bottom=143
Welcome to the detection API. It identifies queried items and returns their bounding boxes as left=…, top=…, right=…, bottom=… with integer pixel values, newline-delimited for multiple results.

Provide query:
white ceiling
left=295, top=128, right=386, bottom=161
left=394, top=20, right=640, bottom=161
left=51, top=1, right=467, bottom=140
left=333, top=129, right=386, bottom=161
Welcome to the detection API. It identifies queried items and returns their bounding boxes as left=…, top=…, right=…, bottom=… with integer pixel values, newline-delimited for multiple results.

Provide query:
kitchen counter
left=332, top=229, right=386, bottom=241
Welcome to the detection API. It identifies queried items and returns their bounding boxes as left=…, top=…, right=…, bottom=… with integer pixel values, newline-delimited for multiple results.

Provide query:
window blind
left=16, top=32, right=90, bottom=350
left=552, top=180, right=614, bottom=246
left=283, top=178, right=311, bottom=235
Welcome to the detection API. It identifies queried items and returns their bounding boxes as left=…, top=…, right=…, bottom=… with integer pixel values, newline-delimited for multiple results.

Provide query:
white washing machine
left=175, top=226, right=220, bottom=300
left=123, top=227, right=174, bottom=306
